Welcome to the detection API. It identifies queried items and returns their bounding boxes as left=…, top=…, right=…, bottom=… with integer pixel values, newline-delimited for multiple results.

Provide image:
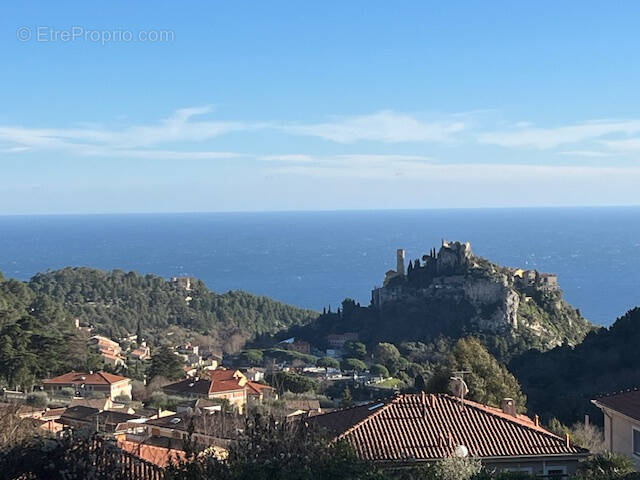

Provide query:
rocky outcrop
left=371, top=241, right=592, bottom=354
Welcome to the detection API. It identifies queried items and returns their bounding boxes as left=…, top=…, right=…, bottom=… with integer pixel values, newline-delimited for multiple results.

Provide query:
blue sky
left=2, top=1, right=640, bottom=214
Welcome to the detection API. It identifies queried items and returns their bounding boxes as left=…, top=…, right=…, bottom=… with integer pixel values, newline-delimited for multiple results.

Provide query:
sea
left=0, top=207, right=639, bottom=327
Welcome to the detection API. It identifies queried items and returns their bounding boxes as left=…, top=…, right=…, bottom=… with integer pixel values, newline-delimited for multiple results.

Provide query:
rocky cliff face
left=373, top=241, right=593, bottom=354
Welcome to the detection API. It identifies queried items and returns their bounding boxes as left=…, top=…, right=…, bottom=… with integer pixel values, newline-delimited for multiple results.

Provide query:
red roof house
left=43, top=371, right=132, bottom=400
left=163, top=369, right=274, bottom=412
left=311, top=393, right=587, bottom=476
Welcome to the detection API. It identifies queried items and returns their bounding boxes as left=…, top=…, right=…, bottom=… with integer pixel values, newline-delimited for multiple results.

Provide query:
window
left=505, top=467, right=533, bottom=474
left=544, top=466, right=567, bottom=480
left=633, top=427, right=640, bottom=456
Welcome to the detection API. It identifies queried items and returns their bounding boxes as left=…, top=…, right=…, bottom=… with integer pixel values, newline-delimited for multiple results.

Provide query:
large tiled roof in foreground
left=311, top=394, right=587, bottom=463
left=593, top=388, right=640, bottom=422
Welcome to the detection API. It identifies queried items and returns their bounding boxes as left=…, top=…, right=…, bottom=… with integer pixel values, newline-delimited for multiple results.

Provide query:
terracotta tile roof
left=593, top=388, right=640, bottom=422
left=43, top=371, right=129, bottom=385
left=130, top=348, right=150, bottom=358
left=40, top=408, right=67, bottom=420
left=245, top=381, right=274, bottom=397
left=118, top=438, right=185, bottom=467
left=210, top=379, right=246, bottom=394
left=284, top=399, right=321, bottom=411
left=164, top=369, right=248, bottom=396
left=100, top=351, right=124, bottom=361
left=310, top=394, right=587, bottom=463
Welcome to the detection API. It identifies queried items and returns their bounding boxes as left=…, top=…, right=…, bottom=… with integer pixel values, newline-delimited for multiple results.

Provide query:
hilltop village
left=0, top=244, right=638, bottom=479
left=373, top=240, right=558, bottom=308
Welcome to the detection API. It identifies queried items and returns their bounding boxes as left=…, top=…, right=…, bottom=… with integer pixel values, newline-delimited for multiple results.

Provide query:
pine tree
left=340, top=386, right=353, bottom=407
left=136, top=319, right=143, bottom=344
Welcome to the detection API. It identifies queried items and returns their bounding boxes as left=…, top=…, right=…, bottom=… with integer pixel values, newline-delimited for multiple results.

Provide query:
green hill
left=28, top=267, right=318, bottom=341
left=510, top=307, right=640, bottom=424
left=0, top=267, right=318, bottom=390
left=286, top=241, right=592, bottom=362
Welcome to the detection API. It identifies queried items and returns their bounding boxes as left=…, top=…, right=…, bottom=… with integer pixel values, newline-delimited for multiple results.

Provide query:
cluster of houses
left=4, top=363, right=640, bottom=475
left=82, top=324, right=219, bottom=375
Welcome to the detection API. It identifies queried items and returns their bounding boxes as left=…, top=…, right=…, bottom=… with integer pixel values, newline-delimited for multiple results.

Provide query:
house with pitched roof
left=59, top=405, right=141, bottom=433
left=592, top=389, right=640, bottom=469
left=162, top=369, right=274, bottom=412
left=310, top=393, right=588, bottom=476
left=89, top=335, right=126, bottom=366
left=42, top=371, right=132, bottom=400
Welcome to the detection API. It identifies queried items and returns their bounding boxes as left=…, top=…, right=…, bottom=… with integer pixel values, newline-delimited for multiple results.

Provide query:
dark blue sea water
left=0, top=208, right=639, bottom=327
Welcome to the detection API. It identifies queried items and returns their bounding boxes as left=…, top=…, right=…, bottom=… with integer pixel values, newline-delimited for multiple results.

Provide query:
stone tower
left=396, top=248, right=405, bottom=275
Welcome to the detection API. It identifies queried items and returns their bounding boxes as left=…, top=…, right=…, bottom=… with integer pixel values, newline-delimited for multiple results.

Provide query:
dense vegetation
left=511, top=307, right=640, bottom=424
left=28, top=267, right=318, bottom=342
left=282, top=252, right=591, bottom=365
left=0, top=268, right=317, bottom=389
left=2, top=256, right=639, bottom=428
left=0, top=273, right=77, bottom=389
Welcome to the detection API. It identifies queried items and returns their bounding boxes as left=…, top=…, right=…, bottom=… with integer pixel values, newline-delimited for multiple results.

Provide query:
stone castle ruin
left=371, top=240, right=558, bottom=311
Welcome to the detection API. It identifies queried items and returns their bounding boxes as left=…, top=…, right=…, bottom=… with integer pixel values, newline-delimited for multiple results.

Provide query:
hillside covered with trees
left=0, top=272, right=77, bottom=389
left=0, top=267, right=318, bottom=390
left=282, top=241, right=592, bottom=363
left=511, top=307, right=640, bottom=424
left=28, top=267, right=318, bottom=342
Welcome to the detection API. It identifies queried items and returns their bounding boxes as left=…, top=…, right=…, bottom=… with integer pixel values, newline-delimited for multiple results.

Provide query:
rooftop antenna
left=449, top=370, right=471, bottom=410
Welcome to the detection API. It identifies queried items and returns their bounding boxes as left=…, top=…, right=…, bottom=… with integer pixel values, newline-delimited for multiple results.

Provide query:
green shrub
left=341, top=358, right=367, bottom=373
left=26, top=392, right=48, bottom=408
left=316, top=357, right=340, bottom=369
left=574, top=452, right=635, bottom=480
left=369, top=364, right=389, bottom=378
left=58, top=387, right=75, bottom=398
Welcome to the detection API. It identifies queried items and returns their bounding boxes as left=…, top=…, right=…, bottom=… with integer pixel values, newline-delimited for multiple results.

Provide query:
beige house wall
left=110, top=380, right=132, bottom=400
left=44, top=379, right=131, bottom=401
left=209, top=389, right=247, bottom=413
left=601, top=408, right=640, bottom=470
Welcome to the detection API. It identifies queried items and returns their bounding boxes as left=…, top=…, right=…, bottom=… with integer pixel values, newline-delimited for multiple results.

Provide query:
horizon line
left=1, top=204, right=640, bottom=217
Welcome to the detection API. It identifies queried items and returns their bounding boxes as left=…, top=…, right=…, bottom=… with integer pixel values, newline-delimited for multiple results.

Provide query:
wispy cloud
left=558, top=150, right=616, bottom=158
left=5, top=107, right=640, bottom=166
left=600, top=138, right=640, bottom=152
left=263, top=153, right=438, bottom=179
left=0, top=106, right=250, bottom=158
left=269, top=153, right=640, bottom=184
left=0, top=108, right=468, bottom=161
left=279, top=111, right=466, bottom=143
left=479, top=120, right=640, bottom=149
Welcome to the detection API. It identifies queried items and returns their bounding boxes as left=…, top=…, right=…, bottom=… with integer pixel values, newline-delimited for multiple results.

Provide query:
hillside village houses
left=43, top=371, right=132, bottom=401
left=89, top=335, right=127, bottom=367
left=10, top=354, right=640, bottom=474
left=163, top=369, right=275, bottom=413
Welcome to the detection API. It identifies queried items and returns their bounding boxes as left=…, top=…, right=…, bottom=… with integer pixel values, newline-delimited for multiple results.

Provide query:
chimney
left=501, top=398, right=516, bottom=416
left=534, top=414, right=539, bottom=427
left=565, top=432, right=570, bottom=448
